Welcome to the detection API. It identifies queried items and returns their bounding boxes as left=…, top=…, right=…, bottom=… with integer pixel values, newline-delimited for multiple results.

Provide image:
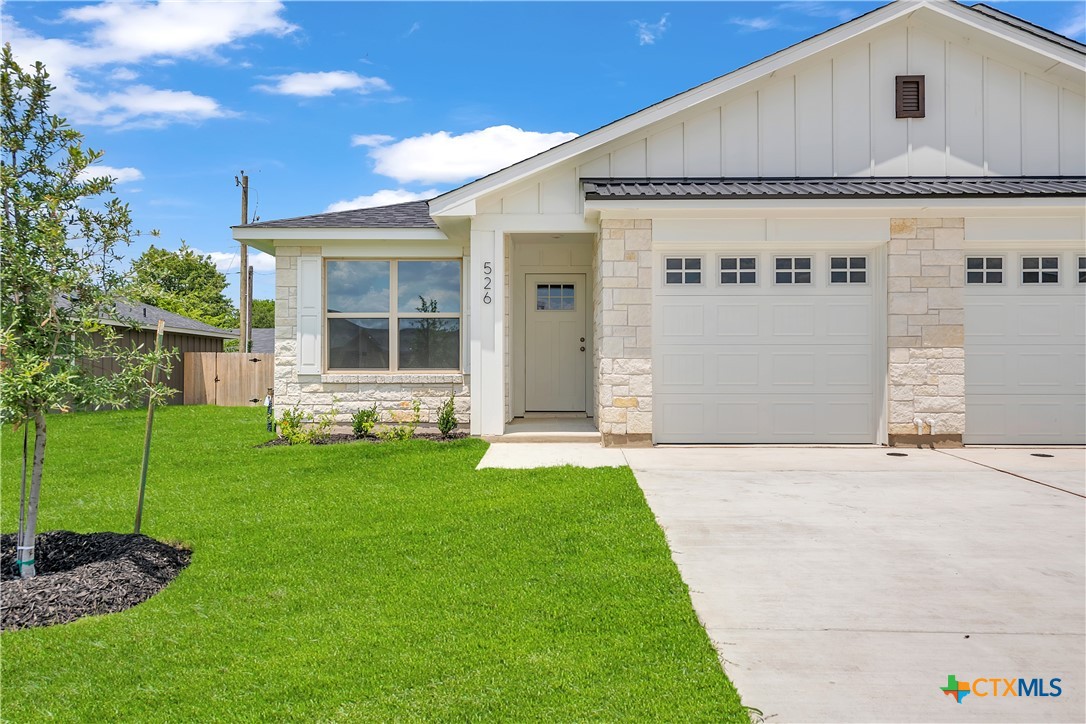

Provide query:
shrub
left=437, top=395, right=457, bottom=438
left=352, top=403, right=379, bottom=438
left=378, top=399, right=421, bottom=442
left=277, top=400, right=339, bottom=445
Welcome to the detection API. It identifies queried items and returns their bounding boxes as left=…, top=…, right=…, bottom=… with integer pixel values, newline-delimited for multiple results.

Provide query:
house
left=233, top=0, right=1086, bottom=446
left=88, top=300, right=234, bottom=404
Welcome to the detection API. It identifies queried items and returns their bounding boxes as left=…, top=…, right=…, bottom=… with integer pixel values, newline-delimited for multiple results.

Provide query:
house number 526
left=482, top=261, right=493, bottom=304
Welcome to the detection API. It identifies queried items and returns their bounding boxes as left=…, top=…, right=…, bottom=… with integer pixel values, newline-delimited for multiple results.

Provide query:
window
left=665, top=257, right=702, bottom=285
left=1021, top=256, right=1059, bottom=285
left=830, top=256, right=867, bottom=284
left=536, top=284, right=575, bottom=311
left=775, top=257, right=812, bottom=284
left=1078, top=256, right=1085, bottom=284
left=720, top=257, right=757, bottom=285
left=896, top=75, right=925, bottom=118
left=326, top=260, right=461, bottom=371
left=966, top=256, right=1003, bottom=284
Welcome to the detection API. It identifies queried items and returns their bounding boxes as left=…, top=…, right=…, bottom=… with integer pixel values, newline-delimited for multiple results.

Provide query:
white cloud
left=1057, top=4, right=1086, bottom=39
left=5, top=1, right=295, bottom=128
left=776, top=2, right=858, bottom=24
left=728, top=16, right=779, bottom=32
left=202, top=249, right=276, bottom=274
left=632, top=14, right=669, bottom=45
left=78, top=165, right=144, bottom=184
left=325, top=189, right=438, bottom=213
left=403, top=22, right=421, bottom=38
left=256, top=71, right=390, bottom=98
left=367, top=125, right=578, bottom=185
left=350, top=134, right=395, bottom=148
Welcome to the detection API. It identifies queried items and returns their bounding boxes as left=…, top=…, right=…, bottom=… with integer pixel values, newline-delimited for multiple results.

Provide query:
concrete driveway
left=625, top=447, right=1085, bottom=723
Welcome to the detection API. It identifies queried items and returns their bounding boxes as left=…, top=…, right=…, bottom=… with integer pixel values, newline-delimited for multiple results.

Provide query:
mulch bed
left=1, top=531, right=191, bottom=631
left=259, top=431, right=469, bottom=447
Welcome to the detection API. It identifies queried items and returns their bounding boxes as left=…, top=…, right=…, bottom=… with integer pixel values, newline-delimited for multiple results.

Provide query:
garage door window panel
left=967, top=256, right=1004, bottom=285
left=720, top=256, right=757, bottom=285
left=830, top=256, right=867, bottom=284
left=1079, top=257, right=1086, bottom=284
left=775, top=257, right=812, bottom=285
left=1021, top=256, right=1059, bottom=285
left=665, top=257, right=703, bottom=285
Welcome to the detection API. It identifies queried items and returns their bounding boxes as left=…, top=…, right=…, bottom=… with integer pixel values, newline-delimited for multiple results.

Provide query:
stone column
left=595, top=219, right=653, bottom=446
left=887, top=218, right=966, bottom=446
left=273, top=245, right=300, bottom=415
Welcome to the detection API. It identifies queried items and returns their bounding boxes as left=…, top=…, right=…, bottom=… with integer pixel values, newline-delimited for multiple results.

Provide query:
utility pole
left=236, top=171, right=249, bottom=352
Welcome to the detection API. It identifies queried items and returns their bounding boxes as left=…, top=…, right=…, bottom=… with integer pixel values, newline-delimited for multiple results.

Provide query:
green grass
left=1, top=406, right=744, bottom=722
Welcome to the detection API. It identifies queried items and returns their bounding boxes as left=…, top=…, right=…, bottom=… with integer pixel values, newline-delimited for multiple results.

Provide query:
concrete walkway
left=625, top=447, right=1085, bottom=723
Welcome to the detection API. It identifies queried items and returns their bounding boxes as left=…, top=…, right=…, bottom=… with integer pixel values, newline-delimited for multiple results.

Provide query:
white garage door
left=654, top=250, right=880, bottom=444
left=965, top=250, right=1086, bottom=444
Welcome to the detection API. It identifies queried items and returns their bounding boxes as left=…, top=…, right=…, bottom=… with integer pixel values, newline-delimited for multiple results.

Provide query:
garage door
left=654, top=250, right=880, bottom=443
left=965, top=250, right=1086, bottom=444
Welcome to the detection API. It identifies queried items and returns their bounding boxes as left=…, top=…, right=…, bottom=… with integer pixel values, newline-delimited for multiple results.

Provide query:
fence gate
left=184, top=353, right=273, bottom=406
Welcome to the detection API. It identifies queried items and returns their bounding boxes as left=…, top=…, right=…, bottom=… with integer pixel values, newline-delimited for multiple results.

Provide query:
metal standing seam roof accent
left=581, top=177, right=1086, bottom=200
left=235, top=199, right=438, bottom=229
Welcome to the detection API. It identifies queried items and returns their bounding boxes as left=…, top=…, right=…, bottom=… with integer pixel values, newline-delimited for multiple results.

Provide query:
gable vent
left=896, top=75, right=925, bottom=118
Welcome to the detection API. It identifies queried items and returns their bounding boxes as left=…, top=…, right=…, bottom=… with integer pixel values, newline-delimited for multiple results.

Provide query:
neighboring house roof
left=108, top=299, right=235, bottom=338
left=583, top=177, right=1086, bottom=201
left=239, top=200, right=437, bottom=229
left=428, top=0, right=1085, bottom=216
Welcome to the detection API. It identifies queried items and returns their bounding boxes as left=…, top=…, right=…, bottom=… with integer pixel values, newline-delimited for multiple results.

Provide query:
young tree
left=126, top=243, right=238, bottom=329
left=251, top=299, right=275, bottom=328
left=1, top=46, right=173, bottom=578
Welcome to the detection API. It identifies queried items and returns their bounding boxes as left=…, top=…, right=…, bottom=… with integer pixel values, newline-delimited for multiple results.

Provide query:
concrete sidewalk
left=627, top=447, right=1085, bottom=723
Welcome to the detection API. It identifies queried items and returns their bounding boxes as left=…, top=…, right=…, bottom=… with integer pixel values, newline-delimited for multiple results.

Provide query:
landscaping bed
left=259, top=430, right=469, bottom=447
left=1, top=530, right=190, bottom=631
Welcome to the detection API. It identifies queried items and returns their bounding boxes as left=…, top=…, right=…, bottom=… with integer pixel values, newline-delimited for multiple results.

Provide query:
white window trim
left=1019, top=253, right=1061, bottom=286
left=966, top=255, right=1006, bottom=286
left=718, top=255, right=758, bottom=286
left=324, top=258, right=463, bottom=373
left=773, top=255, right=814, bottom=285
left=663, top=256, right=705, bottom=286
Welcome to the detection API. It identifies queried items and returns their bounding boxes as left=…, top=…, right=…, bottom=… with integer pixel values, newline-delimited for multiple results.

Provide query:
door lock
left=580, top=346, right=586, bottom=352
left=580, top=337, right=585, bottom=342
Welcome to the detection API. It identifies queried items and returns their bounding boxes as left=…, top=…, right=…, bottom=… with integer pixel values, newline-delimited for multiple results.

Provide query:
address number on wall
left=482, top=261, right=493, bottom=304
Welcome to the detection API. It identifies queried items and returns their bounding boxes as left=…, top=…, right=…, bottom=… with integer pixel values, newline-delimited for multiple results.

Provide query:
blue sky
left=6, top=1, right=1084, bottom=303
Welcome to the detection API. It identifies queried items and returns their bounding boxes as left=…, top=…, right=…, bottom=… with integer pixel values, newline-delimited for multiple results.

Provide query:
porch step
left=485, top=430, right=602, bottom=444
left=487, top=417, right=602, bottom=444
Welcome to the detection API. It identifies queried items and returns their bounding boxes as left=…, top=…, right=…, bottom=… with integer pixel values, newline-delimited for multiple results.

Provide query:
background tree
left=125, top=243, right=238, bottom=329
left=251, top=299, right=274, bottom=328
left=1, top=45, right=173, bottom=578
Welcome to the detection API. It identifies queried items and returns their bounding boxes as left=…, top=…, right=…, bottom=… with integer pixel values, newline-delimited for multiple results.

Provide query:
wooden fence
left=184, top=352, right=273, bottom=406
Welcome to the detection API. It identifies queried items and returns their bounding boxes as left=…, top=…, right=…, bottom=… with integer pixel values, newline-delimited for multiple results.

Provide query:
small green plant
left=437, top=395, right=457, bottom=438
left=277, top=400, right=339, bottom=445
left=352, top=403, right=379, bottom=438
left=378, top=398, right=421, bottom=442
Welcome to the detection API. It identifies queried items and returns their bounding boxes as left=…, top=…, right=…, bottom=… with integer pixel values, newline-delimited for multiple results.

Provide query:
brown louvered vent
left=896, top=75, right=925, bottom=118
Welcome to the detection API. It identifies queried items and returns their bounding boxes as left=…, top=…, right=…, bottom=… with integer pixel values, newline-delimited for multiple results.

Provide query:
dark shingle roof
left=110, top=300, right=235, bottom=337
left=249, top=328, right=274, bottom=353
left=582, top=177, right=1086, bottom=200
left=237, top=200, right=437, bottom=229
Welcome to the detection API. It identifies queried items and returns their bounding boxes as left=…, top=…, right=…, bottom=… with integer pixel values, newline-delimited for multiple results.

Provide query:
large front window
left=325, top=260, right=461, bottom=371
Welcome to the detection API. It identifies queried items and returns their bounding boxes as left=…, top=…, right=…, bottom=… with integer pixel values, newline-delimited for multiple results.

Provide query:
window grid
left=665, top=257, right=702, bottom=285
left=536, top=284, right=575, bottom=311
left=1021, top=256, right=1059, bottom=285
left=1078, top=256, right=1085, bottom=284
left=325, top=259, right=462, bottom=372
left=720, top=256, right=757, bottom=285
left=774, top=256, right=813, bottom=285
left=829, top=256, right=867, bottom=284
left=966, top=256, right=1004, bottom=285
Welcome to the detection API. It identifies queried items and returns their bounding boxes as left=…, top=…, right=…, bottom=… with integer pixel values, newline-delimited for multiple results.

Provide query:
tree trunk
left=19, top=411, right=47, bottom=579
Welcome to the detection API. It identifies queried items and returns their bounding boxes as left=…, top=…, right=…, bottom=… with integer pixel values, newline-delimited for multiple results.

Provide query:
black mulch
left=259, top=431, right=469, bottom=447
left=1, top=530, right=191, bottom=631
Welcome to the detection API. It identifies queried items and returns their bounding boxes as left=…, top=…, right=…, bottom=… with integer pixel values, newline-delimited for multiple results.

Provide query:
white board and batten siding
left=475, top=15, right=1085, bottom=217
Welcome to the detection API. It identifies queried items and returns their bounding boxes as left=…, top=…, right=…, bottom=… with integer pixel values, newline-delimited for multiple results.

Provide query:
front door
left=525, top=274, right=587, bottom=411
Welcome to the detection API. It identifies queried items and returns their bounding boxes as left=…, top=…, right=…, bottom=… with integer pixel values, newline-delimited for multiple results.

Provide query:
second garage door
left=654, top=249, right=881, bottom=444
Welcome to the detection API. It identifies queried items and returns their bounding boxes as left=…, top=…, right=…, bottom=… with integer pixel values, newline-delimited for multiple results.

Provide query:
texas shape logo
left=941, top=675, right=971, bottom=703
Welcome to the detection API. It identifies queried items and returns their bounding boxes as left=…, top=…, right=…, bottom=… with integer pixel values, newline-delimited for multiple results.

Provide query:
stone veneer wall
left=595, top=219, right=653, bottom=446
left=273, top=246, right=470, bottom=428
left=886, top=218, right=965, bottom=446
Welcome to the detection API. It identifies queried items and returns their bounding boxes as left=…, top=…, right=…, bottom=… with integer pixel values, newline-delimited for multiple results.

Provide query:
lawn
left=1, top=406, right=745, bottom=721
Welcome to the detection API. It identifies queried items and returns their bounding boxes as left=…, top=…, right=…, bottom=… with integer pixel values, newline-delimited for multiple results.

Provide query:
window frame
left=828, top=255, right=868, bottom=285
left=324, top=258, right=463, bottom=373
left=718, top=255, right=758, bottom=286
left=965, top=256, right=1006, bottom=286
left=1078, top=256, right=1086, bottom=285
left=773, top=255, right=814, bottom=285
left=663, top=256, right=704, bottom=286
left=1019, top=254, right=1060, bottom=286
